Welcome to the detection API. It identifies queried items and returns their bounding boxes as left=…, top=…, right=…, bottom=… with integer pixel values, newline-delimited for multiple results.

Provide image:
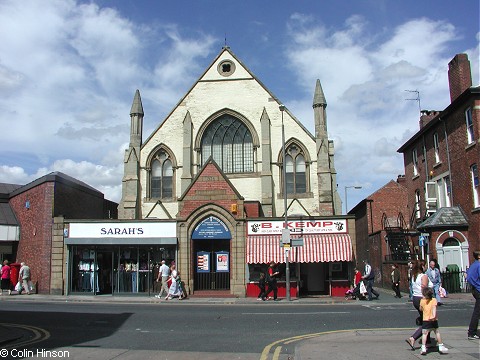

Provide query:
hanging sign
left=197, top=252, right=210, bottom=273
left=216, top=252, right=229, bottom=272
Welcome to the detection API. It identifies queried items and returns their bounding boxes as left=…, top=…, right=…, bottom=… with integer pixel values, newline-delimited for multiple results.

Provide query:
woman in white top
left=165, top=265, right=182, bottom=300
left=405, top=260, right=429, bottom=350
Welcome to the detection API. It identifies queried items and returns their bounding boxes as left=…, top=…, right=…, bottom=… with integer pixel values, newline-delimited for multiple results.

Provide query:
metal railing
left=440, top=269, right=469, bottom=294
left=194, top=272, right=230, bottom=291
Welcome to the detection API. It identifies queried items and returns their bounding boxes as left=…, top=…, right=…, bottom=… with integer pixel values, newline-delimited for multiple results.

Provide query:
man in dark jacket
left=362, top=259, right=379, bottom=301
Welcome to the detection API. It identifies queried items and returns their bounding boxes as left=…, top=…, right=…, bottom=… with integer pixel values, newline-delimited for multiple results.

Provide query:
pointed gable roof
left=141, top=47, right=316, bottom=147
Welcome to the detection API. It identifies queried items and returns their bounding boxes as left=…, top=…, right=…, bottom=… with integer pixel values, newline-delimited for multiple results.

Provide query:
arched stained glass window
left=201, top=114, right=253, bottom=173
left=150, top=150, right=174, bottom=199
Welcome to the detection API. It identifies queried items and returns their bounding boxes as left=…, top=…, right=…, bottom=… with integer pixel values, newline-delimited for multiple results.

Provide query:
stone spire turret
left=118, top=90, right=144, bottom=219
left=313, top=79, right=334, bottom=215
left=313, top=78, right=327, bottom=108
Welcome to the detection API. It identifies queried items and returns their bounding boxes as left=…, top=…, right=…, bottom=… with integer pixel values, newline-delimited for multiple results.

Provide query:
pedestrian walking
left=361, top=259, right=379, bottom=301
left=165, top=265, right=182, bottom=300
left=155, top=260, right=170, bottom=299
left=408, top=261, right=414, bottom=301
left=466, top=250, right=480, bottom=340
left=0, top=260, right=11, bottom=295
left=426, top=259, right=443, bottom=305
left=18, top=262, right=31, bottom=295
left=257, top=272, right=267, bottom=301
left=405, top=260, right=430, bottom=350
left=264, top=261, right=280, bottom=301
left=419, top=286, right=448, bottom=355
left=391, top=263, right=401, bottom=298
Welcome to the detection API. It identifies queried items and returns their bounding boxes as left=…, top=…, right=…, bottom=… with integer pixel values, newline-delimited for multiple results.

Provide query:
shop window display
left=69, top=245, right=176, bottom=295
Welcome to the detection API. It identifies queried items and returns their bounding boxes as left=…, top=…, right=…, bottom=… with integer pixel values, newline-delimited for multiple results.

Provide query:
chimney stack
left=419, top=110, right=439, bottom=129
left=448, top=54, right=472, bottom=103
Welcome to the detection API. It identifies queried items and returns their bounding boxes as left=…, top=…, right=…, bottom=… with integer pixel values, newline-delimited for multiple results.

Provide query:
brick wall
left=9, top=183, right=54, bottom=294
left=178, top=163, right=241, bottom=219
left=9, top=176, right=117, bottom=294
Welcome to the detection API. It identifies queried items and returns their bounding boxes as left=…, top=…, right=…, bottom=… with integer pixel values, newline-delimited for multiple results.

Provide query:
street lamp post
left=344, top=186, right=362, bottom=214
left=280, top=104, right=290, bottom=302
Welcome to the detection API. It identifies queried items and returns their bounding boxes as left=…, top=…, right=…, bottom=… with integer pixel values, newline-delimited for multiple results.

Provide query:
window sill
left=277, top=192, right=314, bottom=199
left=412, top=174, right=420, bottom=181
left=465, top=141, right=476, bottom=151
left=145, top=198, right=176, bottom=203
left=433, top=161, right=442, bottom=168
left=226, top=172, right=260, bottom=179
left=472, top=207, right=480, bottom=214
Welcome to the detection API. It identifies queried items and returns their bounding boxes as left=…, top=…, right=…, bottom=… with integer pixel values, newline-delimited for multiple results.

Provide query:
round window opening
left=217, top=60, right=236, bottom=77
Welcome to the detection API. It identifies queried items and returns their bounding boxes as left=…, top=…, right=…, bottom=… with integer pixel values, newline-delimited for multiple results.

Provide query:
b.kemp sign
left=247, top=219, right=348, bottom=236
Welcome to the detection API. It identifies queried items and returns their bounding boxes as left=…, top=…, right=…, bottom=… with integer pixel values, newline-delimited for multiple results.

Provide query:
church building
left=66, top=47, right=356, bottom=297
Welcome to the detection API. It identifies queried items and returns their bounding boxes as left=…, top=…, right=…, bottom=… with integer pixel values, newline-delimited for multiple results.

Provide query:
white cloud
left=0, top=0, right=217, bottom=202
left=283, top=14, right=466, bottom=208
left=0, top=166, right=31, bottom=185
left=33, top=159, right=124, bottom=202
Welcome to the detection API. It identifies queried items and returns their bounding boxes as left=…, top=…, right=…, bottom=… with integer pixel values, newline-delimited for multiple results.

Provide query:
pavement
left=0, top=288, right=478, bottom=359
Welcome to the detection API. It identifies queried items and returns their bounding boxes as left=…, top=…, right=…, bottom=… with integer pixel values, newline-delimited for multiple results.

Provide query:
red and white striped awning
left=246, top=234, right=352, bottom=264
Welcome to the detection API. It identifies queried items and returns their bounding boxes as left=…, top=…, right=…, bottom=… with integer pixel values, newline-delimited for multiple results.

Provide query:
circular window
left=217, top=60, right=236, bottom=77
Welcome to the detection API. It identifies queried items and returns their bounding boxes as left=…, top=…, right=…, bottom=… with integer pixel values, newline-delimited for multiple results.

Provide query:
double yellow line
left=1, top=323, right=51, bottom=349
left=260, top=326, right=466, bottom=360
left=260, top=329, right=351, bottom=360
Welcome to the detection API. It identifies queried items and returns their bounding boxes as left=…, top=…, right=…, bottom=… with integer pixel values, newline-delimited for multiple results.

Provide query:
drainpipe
left=422, top=134, right=429, bottom=181
left=441, top=117, right=454, bottom=204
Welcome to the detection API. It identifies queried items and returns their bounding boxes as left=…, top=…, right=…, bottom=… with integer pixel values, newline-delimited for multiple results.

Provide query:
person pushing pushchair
left=345, top=267, right=367, bottom=300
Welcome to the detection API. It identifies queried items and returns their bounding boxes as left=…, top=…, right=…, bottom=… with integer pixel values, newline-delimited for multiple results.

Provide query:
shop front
left=246, top=219, right=353, bottom=297
left=0, top=222, right=19, bottom=264
left=64, top=221, right=176, bottom=296
left=192, top=216, right=231, bottom=292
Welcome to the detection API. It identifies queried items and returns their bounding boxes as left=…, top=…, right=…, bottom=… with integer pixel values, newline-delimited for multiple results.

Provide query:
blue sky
left=0, top=0, right=478, bottom=212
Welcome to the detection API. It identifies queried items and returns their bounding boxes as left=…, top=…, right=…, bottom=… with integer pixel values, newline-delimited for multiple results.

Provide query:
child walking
left=419, top=287, right=448, bottom=355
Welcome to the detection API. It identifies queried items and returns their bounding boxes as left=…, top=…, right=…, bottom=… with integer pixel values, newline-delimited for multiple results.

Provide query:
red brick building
left=1, top=172, right=117, bottom=294
left=397, top=53, right=479, bottom=273
left=349, top=178, right=411, bottom=287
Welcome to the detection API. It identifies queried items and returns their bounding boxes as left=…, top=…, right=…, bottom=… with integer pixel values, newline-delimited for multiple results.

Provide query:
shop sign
left=65, top=222, right=176, bottom=238
left=216, top=252, right=229, bottom=272
left=247, top=219, right=348, bottom=235
left=192, top=216, right=231, bottom=240
left=197, top=252, right=210, bottom=273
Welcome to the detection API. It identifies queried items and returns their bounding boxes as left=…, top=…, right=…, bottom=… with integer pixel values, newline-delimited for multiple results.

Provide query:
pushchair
left=344, top=281, right=367, bottom=300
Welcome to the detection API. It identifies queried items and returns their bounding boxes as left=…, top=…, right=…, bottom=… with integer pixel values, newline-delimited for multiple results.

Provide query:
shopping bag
left=15, top=281, right=22, bottom=292
left=439, top=286, right=447, bottom=298
left=359, top=281, right=367, bottom=295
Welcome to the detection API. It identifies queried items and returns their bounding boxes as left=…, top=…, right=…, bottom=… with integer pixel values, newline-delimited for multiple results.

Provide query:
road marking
left=260, top=326, right=466, bottom=360
left=242, top=311, right=349, bottom=315
left=272, top=345, right=282, bottom=359
left=0, top=323, right=50, bottom=349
